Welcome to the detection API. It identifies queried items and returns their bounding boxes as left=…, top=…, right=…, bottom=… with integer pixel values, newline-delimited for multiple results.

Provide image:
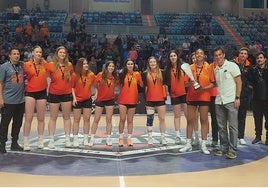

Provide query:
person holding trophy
left=179, top=48, right=215, bottom=154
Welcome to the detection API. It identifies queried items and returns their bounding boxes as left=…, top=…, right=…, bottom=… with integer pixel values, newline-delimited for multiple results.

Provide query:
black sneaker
left=252, top=137, right=262, bottom=144
left=0, top=143, right=6, bottom=153
left=11, top=142, right=23, bottom=151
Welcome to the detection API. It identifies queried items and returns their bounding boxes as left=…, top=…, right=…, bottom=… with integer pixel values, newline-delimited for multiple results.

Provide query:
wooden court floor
left=0, top=112, right=268, bottom=187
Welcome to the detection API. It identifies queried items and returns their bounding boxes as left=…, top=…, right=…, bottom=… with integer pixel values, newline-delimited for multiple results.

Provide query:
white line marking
left=119, top=176, right=125, bottom=188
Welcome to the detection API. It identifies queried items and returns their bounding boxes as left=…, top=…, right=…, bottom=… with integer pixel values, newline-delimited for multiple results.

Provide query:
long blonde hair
left=146, top=56, right=163, bottom=83
left=52, top=46, right=71, bottom=79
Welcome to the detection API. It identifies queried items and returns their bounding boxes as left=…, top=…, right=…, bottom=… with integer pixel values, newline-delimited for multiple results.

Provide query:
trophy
left=181, top=63, right=201, bottom=90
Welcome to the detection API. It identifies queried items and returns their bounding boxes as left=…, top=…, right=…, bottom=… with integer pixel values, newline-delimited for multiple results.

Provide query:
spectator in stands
left=179, top=49, right=215, bottom=155
left=233, top=47, right=251, bottom=145
left=15, top=23, right=24, bottom=43
left=100, top=33, right=108, bottom=49
left=46, top=46, right=74, bottom=149
left=114, top=34, right=123, bottom=64
left=79, top=15, right=86, bottom=31
left=164, top=50, right=187, bottom=145
left=88, top=60, right=118, bottom=146
left=70, top=13, right=78, bottom=32
left=24, top=22, right=33, bottom=43
left=182, top=38, right=191, bottom=61
left=88, top=55, right=98, bottom=75
left=12, top=3, right=21, bottom=20
left=247, top=51, right=268, bottom=145
left=2, top=25, right=9, bottom=42
left=128, top=46, right=138, bottom=63
left=142, top=56, right=167, bottom=146
left=72, top=58, right=96, bottom=147
left=117, top=59, right=143, bottom=147
left=23, top=45, right=48, bottom=151
left=39, top=23, right=49, bottom=44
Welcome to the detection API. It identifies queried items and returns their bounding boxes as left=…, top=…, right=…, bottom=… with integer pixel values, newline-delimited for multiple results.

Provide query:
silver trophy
left=181, top=63, right=201, bottom=90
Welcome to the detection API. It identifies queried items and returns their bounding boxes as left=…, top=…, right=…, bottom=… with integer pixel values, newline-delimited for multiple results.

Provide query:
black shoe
left=11, top=142, right=23, bottom=151
left=252, top=137, right=262, bottom=144
left=0, top=143, right=7, bottom=153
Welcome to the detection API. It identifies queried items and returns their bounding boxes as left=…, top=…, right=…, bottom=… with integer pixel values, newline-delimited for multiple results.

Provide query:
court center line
left=119, top=176, right=125, bottom=188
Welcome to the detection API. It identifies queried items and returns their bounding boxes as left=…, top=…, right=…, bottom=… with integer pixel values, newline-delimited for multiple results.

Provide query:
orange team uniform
left=209, top=62, right=218, bottom=97
left=143, top=71, right=166, bottom=102
left=95, top=72, right=116, bottom=102
left=169, top=68, right=187, bottom=98
left=186, top=62, right=215, bottom=102
left=72, top=72, right=95, bottom=102
left=24, top=60, right=49, bottom=92
left=46, top=62, right=74, bottom=95
left=118, top=71, right=143, bottom=105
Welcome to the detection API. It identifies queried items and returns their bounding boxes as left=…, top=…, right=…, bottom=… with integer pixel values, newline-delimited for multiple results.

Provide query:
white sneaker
left=88, top=138, right=94, bottom=147
left=161, top=137, right=167, bottom=146
left=73, top=137, right=79, bottom=147
left=175, top=136, right=186, bottom=145
left=83, top=137, right=89, bottom=146
left=148, top=136, right=153, bottom=145
left=179, top=143, right=192, bottom=153
left=106, top=137, right=112, bottom=146
left=37, top=138, right=44, bottom=149
left=65, top=137, right=72, bottom=148
left=239, top=138, right=247, bottom=145
left=23, top=141, right=31, bottom=151
left=48, top=139, right=55, bottom=149
left=201, top=145, right=210, bottom=155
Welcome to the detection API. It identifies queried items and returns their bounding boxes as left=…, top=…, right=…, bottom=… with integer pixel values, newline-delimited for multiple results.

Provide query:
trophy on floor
left=181, top=63, right=201, bottom=90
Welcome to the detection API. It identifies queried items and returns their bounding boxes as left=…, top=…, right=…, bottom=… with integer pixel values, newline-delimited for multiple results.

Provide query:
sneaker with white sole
left=106, top=137, right=112, bottom=146
left=23, top=142, right=31, bottom=151
left=73, top=137, right=79, bottom=147
left=239, top=138, right=247, bottom=145
left=179, top=143, right=192, bottom=153
left=83, top=137, right=89, bottom=146
left=161, top=137, right=167, bottom=146
left=148, top=136, right=153, bottom=145
left=48, top=139, right=55, bottom=149
left=65, top=137, right=72, bottom=148
left=201, top=145, right=210, bottom=155
left=88, top=138, right=94, bottom=147
left=175, top=136, right=186, bottom=145
left=37, top=138, right=44, bottom=149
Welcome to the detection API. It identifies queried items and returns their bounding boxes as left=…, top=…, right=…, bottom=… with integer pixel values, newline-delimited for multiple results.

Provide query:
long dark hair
left=119, top=58, right=137, bottom=86
left=165, top=50, right=182, bottom=85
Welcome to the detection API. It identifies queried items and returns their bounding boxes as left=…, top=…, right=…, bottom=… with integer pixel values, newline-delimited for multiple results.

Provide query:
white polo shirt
left=214, top=60, right=241, bottom=105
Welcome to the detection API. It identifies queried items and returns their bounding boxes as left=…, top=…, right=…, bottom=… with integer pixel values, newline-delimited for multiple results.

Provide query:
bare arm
left=0, top=82, right=4, bottom=108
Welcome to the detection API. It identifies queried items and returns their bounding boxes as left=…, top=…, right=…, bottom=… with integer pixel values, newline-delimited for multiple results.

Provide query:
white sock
left=128, top=134, right=132, bottom=138
left=119, top=133, right=124, bottom=138
left=176, top=131, right=180, bottom=137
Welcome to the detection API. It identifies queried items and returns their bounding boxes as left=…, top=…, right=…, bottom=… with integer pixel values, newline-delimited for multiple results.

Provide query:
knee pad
left=146, top=109, right=154, bottom=126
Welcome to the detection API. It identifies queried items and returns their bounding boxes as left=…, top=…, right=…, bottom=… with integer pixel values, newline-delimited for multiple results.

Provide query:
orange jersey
left=72, top=72, right=95, bottom=102
left=95, top=72, right=116, bottom=102
left=118, top=71, right=143, bottom=105
left=24, top=60, right=48, bottom=92
left=143, top=71, right=166, bottom=102
left=186, top=62, right=215, bottom=102
left=169, top=68, right=187, bottom=98
left=47, top=62, right=74, bottom=95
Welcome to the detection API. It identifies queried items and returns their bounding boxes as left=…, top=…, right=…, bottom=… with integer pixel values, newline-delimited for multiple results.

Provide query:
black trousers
left=209, top=96, right=219, bottom=142
left=252, top=100, right=268, bottom=138
left=0, top=103, right=25, bottom=144
left=238, top=98, right=248, bottom=139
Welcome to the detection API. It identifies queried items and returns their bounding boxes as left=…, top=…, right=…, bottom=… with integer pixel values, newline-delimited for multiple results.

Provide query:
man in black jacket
left=248, top=51, right=268, bottom=145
